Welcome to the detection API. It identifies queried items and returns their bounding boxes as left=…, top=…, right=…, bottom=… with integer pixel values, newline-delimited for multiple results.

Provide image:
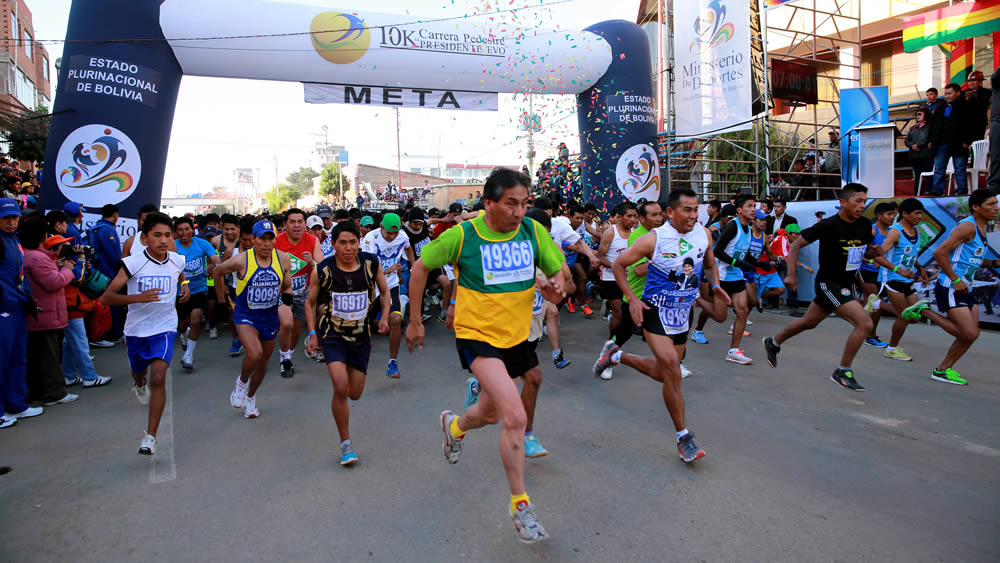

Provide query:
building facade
left=0, top=0, right=51, bottom=114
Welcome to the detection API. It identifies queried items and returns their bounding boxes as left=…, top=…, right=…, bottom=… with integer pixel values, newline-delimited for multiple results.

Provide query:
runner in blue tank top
left=712, top=194, right=758, bottom=365
left=901, top=189, right=999, bottom=385
left=213, top=220, right=292, bottom=419
left=859, top=201, right=897, bottom=348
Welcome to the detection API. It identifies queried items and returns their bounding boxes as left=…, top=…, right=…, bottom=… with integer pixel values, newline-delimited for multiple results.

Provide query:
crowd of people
left=0, top=164, right=997, bottom=542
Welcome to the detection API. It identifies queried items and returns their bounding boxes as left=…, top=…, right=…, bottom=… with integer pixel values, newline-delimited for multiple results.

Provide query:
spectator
left=20, top=216, right=79, bottom=407
left=771, top=198, right=797, bottom=231
left=921, top=87, right=942, bottom=115
left=63, top=202, right=86, bottom=245
left=705, top=199, right=722, bottom=228
left=821, top=131, right=841, bottom=188
left=89, top=204, right=123, bottom=345
left=0, top=198, right=37, bottom=427
left=62, top=248, right=109, bottom=388
left=964, top=70, right=992, bottom=136
left=930, top=83, right=977, bottom=195
left=906, top=107, right=934, bottom=194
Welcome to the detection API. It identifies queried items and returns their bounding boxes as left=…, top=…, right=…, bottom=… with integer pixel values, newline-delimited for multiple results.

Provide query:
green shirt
left=624, top=224, right=650, bottom=302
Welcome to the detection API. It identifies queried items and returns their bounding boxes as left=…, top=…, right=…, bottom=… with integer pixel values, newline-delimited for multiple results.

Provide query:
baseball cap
left=406, top=208, right=426, bottom=223
left=26, top=195, right=36, bottom=205
left=720, top=204, right=737, bottom=217
left=360, top=216, right=374, bottom=227
left=306, top=215, right=323, bottom=229
left=316, top=204, right=333, bottom=218
left=970, top=70, right=985, bottom=80
left=448, top=202, right=463, bottom=214
left=0, top=197, right=21, bottom=217
left=43, top=234, right=74, bottom=249
left=20, top=181, right=32, bottom=189
left=754, top=209, right=768, bottom=220
left=253, top=219, right=277, bottom=238
left=381, top=212, right=401, bottom=232
left=63, top=202, right=85, bottom=217
left=784, top=224, right=802, bottom=234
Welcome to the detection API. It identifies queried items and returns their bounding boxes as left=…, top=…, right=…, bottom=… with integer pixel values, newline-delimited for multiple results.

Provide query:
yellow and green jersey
left=421, top=214, right=564, bottom=348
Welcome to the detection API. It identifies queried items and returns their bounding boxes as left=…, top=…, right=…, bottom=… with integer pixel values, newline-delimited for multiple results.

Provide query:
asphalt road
left=1, top=309, right=998, bottom=562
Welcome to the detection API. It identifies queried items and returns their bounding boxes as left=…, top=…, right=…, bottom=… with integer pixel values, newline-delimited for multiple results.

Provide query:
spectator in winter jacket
left=0, top=198, right=35, bottom=427
left=63, top=202, right=86, bottom=246
left=20, top=216, right=79, bottom=407
left=906, top=107, right=934, bottom=194
left=930, top=83, right=979, bottom=195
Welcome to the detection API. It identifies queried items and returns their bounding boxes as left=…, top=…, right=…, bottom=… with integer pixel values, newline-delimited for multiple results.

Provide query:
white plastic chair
left=970, top=139, right=989, bottom=190
left=917, top=160, right=951, bottom=196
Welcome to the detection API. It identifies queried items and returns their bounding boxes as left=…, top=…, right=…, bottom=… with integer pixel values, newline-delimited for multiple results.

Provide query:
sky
left=28, top=0, right=642, bottom=197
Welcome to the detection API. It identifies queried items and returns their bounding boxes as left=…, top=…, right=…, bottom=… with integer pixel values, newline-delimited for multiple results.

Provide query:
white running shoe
left=440, top=411, right=463, bottom=464
left=11, top=406, right=43, bottom=419
left=230, top=377, right=248, bottom=408
left=83, top=375, right=112, bottom=388
left=209, top=327, right=219, bottom=339
left=599, top=367, right=613, bottom=380
left=680, top=363, right=693, bottom=378
left=133, top=383, right=150, bottom=405
left=0, top=414, right=16, bottom=429
left=44, top=394, right=78, bottom=406
left=726, top=349, right=753, bottom=365
left=138, top=432, right=156, bottom=455
left=243, top=394, right=259, bottom=419
left=179, top=331, right=188, bottom=350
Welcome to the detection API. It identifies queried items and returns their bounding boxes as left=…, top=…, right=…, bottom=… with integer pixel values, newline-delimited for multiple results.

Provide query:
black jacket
left=931, top=98, right=978, bottom=156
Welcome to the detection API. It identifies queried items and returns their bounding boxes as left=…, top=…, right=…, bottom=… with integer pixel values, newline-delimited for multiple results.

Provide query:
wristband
left=732, top=258, right=737, bottom=266
left=712, top=284, right=721, bottom=290
left=892, top=265, right=899, bottom=273
left=280, top=292, right=294, bottom=306
left=951, top=277, right=961, bottom=286
left=181, top=280, right=189, bottom=285
left=307, top=330, right=316, bottom=337
left=449, top=300, right=456, bottom=305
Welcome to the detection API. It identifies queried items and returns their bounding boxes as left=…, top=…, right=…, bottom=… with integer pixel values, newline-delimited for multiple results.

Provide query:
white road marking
left=150, top=368, right=176, bottom=483
left=851, top=413, right=907, bottom=428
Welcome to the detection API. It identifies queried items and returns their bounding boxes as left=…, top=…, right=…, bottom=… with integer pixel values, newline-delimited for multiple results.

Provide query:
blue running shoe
left=864, top=336, right=888, bottom=348
left=524, top=435, right=548, bottom=458
left=553, top=351, right=570, bottom=369
left=464, top=377, right=480, bottom=410
left=339, top=442, right=358, bottom=466
left=386, top=359, right=400, bottom=379
left=228, top=338, right=243, bottom=357
left=691, top=330, right=708, bottom=344
left=677, top=432, right=706, bottom=463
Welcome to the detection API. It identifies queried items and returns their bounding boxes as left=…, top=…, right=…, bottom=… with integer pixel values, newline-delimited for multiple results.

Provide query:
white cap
left=306, top=215, right=324, bottom=229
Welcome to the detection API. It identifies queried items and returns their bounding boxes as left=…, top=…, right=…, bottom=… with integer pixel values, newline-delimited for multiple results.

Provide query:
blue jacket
left=88, top=218, right=122, bottom=279
left=65, top=221, right=87, bottom=246
left=0, top=230, right=32, bottom=312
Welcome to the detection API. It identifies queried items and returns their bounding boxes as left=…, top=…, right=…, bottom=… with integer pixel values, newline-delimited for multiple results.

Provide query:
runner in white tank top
left=597, top=203, right=639, bottom=367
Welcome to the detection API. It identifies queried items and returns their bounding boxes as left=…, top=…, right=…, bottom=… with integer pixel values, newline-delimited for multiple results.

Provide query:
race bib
left=184, top=257, right=205, bottom=277
left=480, top=240, right=534, bottom=286
left=291, top=274, right=308, bottom=295
left=657, top=302, right=691, bottom=331
left=331, top=291, right=369, bottom=321
left=532, top=289, right=545, bottom=315
left=246, top=284, right=279, bottom=309
left=845, top=246, right=866, bottom=271
left=899, top=254, right=917, bottom=269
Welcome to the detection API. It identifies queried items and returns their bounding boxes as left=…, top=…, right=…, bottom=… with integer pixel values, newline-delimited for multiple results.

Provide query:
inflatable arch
left=41, top=0, right=658, bottom=234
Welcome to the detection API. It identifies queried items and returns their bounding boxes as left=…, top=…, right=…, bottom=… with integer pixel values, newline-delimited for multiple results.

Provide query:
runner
left=745, top=210, right=781, bottom=315
left=692, top=203, right=736, bottom=343
left=596, top=202, right=637, bottom=345
left=359, top=215, right=375, bottom=239
left=593, top=187, right=729, bottom=463
left=209, top=213, right=240, bottom=341
left=904, top=189, right=999, bottom=384
left=305, top=221, right=390, bottom=466
left=213, top=220, right=292, bottom=418
left=121, top=203, right=177, bottom=257
left=859, top=201, right=898, bottom=347
left=173, top=216, right=220, bottom=371
left=874, top=198, right=928, bottom=361
left=221, top=218, right=257, bottom=356
left=763, top=183, right=881, bottom=391
left=308, top=215, right=336, bottom=259
left=100, top=212, right=189, bottom=455
left=545, top=203, right=598, bottom=367
left=556, top=204, right=599, bottom=316
left=275, top=208, right=323, bottom=378
left=406, top=168, right=566, bottom=543
left=403, top=208, right=451, bottom=322
left=712, top=194, right=757, bottom=364
left=362, top=213, right=416, bottom=379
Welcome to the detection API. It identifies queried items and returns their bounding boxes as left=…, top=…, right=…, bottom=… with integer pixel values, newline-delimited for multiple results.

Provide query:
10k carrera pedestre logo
left=57, top=124, right=141, bottom=206
left=615, top=144, right=660, bottom=203
left=311, top=12, right=371, bottom=64
left=690, top=0, right=734, bottom=54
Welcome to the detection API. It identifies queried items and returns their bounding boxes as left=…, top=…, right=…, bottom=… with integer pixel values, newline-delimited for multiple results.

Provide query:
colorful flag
left=945, top=39, right=975, bottom=87
left=903, top=0, right=1000, bottom=53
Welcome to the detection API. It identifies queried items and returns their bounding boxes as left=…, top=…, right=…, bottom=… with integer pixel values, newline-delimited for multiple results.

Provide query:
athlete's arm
left=596, top=226, right=615, bottom=270
left=404, top=245, right=417, bottom=267
left=213, top=251, right=245, bottom=302
left=712, top=220, right=739, bottom=265
left=567, top=239, right=599, bottom=269
left=873, top=229, right=909, bottom=277
left=783, top=236, right=811, bottom=292
left=121, top=235, right=135, bottom=258
left=101, top=266, right=159, bottom=306
left=277, top=251, right=293, bottom=294
left=700, top=228, right=732, bottom=317
left=613, top=231, right=655, bottom=325
left=374, top=262, right=391, bottom=335
left=308, top=238, right=323, bottom=268
left=405, top=259, right=431, bottom=352
left=585, top=221, right=603, bottom=240
left=177, top=272, right=190, bottom=303
left=206, top=244, right=221, bottom=275
left=304, top=269, right=320, bottom=354
left=933, top=221, right=976, bottom=293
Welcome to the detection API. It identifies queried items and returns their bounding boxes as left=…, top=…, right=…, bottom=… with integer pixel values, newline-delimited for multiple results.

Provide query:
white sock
left=728, top=347, right=739, bottom=354
left=185, top=339, right=197, bottom=357
left=610, top=350, right=622, bottom=364
left=676, top=428, right=689, bottom=441
left=552, top=349, right=561, bottom=360
left=340, top=439, right=351, bottom=447
left=280, top=349, right=292, bottom=362
left=886, top=346, right=896, bottom=352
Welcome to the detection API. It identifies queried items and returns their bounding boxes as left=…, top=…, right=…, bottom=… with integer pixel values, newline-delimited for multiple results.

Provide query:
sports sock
left=510, top=492, right=531, bottom=515
left=449, top=416, right=465, bottom=440
left=610, top=350, right=622, bottom=364
left=551, top=349, right=561, bottom=360
left=839, top=366, right=851, bottom=371
left=676, top=428, right=689, bottom=441
left=340, top=439, right=351, bottom=447
left=886, top=346, right=896, bottom=352
left=280, top=349, right=292, bottom=362
left=728, top=347, right=739, bottom=354
left=524, top=430, right=534, bottom=439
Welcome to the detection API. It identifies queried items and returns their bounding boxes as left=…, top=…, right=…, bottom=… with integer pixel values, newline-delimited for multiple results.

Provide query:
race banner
left=304, top=83, right=498, bottom=111
left=673, top=0, right=755, bottom=138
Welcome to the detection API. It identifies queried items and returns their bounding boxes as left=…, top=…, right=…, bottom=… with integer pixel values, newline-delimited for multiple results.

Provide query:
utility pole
left=395, top=107, right=403, bottom=189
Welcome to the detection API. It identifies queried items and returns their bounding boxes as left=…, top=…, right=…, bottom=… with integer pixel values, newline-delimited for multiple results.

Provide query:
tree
left=286, top=167, right=319, bottom=195
left=3, top=104, right=50, bottom=165
left=319, top=161, right=351, bottom=199
left=263, top=183, right=303, bottom=211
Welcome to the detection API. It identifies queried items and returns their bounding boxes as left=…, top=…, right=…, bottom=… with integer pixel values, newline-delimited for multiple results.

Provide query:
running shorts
left=321, top=336, right=372, bottom=374
left=641, top=300, right=691, bottom=345
left=456, top=338, right=538, bottom=379
left=125, top=331, right=176, bottom=374
left=388, top=286, right=403, bottom=315
left=859, top=269, right=879, bottom=285
left=813, top=279, right=860, bottom=312
left=176, top=291, right=208, bottom=321
left=599, top=280, right=623, bottom=301
left=234, top=309, right=280, bottom=341
left=720, top=279, right=747, bottom=296
left=880, top=280, right=916, bottom=298
left=934, top=284, right=980, bottom=312
left=290, top=292, right=308, bottom=322
left=755, top=272, right=785, bottom=299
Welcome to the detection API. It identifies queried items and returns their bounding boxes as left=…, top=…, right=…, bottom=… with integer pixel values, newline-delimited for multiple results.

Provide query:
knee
left=245, top=348, right=264, bottom=364
left=523, top=369, right=542, bottom=388
left=504, top=405, right=528, bottom=431
left=332, top=382, right=349, bottom=398
left=959, top=327, right=980, bottom=343
left=148, top=375, right=165, bottom=390
left=279, top=316, right=293, bottom=332
left=857, top=316, right=874, bottom=334
left=389, top=315, right=402, bottom=328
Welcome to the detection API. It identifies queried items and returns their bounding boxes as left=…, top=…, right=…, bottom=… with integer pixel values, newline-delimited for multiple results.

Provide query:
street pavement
left=1, top=309, right=998, bottom=562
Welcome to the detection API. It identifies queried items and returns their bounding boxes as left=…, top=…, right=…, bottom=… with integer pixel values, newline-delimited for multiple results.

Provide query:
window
left=13, top=67, right=36, bottom=108
left=10, top=12, right=17, bottom=48
left=42, top=56, right=48, bottom=81
left=24, top=31, right=32, bottom=60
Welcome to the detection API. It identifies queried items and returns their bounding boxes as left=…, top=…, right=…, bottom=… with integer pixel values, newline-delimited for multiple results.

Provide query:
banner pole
left=396, top=107, right=403, bottom=190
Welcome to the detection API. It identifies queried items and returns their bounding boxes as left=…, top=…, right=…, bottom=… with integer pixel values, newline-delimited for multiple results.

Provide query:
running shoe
left=762, top=336, right=781, bottom=368
left=463, top=377, right=480, bottom=410
left=582, top=304, right=595, bottom=317
left=228, top=339, right=243, bottom=356
left=340, top=442, right=359, bottom=466
left=138, top=433, right=156, bottom=456
left=44, top=394, right=78, bottom=406
left=11, top=406, right=43, bottom=418
left=553, top=352, right=570, bottom=369
left=89, top=339, right=115, bottom=348
left=901, top=299, right=930, bottom=322
left=0, top=415, right=16, bottom=429
left=884, top=347, right=912, bottom=361
left=691, top=330, right=708, bottom=344
left=209, top=327, right=219, bottom=339
left=864, top=336, right=888, bottom=348
left=386, top=359, right=400, bottom=379
left=243, top=394, right=259, bottom=418
left=82, top=375, right=112, bottom=388
left=179, top=332, right=188, bottom=350
left=728, top=325, right=751, bottom=336
left=592, top=341, right=619, bottom=379
left=65, top=376, right=82, bottom=387
left=931, top=368, right=968, bottom=385
left=756, top=302, right=763, bottom=314
left=421, top=312, right=434, bottom=323
left=440, top=410, right=463, bottom=464
left=566, top=300, right=576, bottom=314
left=133, top=383, right=150, bottom=405
left=830, top=368, right=865, bottom=392
left=680, top=364, right=692, bottom=378
left=230, top=377, right=248, bottom=408
left=280, top=359, right=295, bottom=378
left=746, top=319, right=753, bottom=325
left=600, top=300, right=608, bottom=319
left=181, top=356, right=193, bottom=372
left=438, top=310, right=448, bottom=323
left=511, top=501, right=549, bottom=543
left=599, top=367, right=613, bottom=380
left=726, top=349, right=752, bottom=365
left=677, top=432, right=706, bottom=463
left=863, top=293, right=878, bottom=313
left=524, top=435, right=548, bottom=458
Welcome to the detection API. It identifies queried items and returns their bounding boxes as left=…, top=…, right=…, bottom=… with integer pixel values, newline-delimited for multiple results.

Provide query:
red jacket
left=23, top=248, right=74, bottom=331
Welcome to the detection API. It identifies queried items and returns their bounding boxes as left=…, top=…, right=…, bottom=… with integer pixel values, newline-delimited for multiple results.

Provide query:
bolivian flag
left=903, top=0, right=1000, bottom=53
